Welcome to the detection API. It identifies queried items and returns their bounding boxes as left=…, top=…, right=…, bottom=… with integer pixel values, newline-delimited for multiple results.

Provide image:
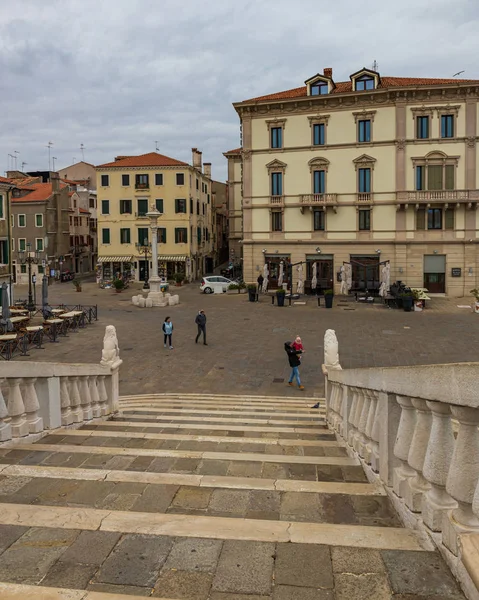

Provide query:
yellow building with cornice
left=96, top=150, right=214, bottom=283
left=229, top=67, right=479, bottom=296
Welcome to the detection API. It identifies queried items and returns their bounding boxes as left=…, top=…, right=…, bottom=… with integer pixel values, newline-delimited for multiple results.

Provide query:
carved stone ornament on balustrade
left=393, top=395, right=417, bottom=499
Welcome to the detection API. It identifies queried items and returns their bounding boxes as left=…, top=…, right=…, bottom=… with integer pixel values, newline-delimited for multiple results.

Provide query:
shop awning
left=158, top=256, right=187, bottom=262
left=97, top=256, right=133, bottom=263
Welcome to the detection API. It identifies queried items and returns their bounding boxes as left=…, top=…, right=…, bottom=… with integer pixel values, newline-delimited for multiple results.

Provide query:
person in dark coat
left=195, top=310, right=207, bottom=345
left=285, top=341, right=304, bottom=390
left=257, top=274, right=264, bottom=292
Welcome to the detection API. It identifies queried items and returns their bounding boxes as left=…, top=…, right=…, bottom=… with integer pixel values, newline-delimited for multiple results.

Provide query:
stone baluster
left=335, top=383, right=344, bottom=437
left=364, top=389, right=378, bottom=466
left=97, top=376, right=109, bottom=416
left=21, top=378, right=44, bottom=434
left=393, top=395, right=417, bottom=499
left=347, top=387, right=359, bottom=448
left=6, top=379, right=29, bottom=437
left=421, top=401, right=456, bottom=532
left=68, top=377, right=83, bottom=423
left=60, top=377, right=73, bottom=426
left=0, top=382, right=12, bottom=442
left=443, top=406, right=479, bottom=555
left=79, top=376, right=93, bottom=421
left=403, top=398, right=432, bottom=512
left=369, top=390, right=381, bottom=472
left=329, top=382, right=340, bottom=431
left=355, top=388, right=370, bottom=456
left=89, top=376, right=101, bottom=418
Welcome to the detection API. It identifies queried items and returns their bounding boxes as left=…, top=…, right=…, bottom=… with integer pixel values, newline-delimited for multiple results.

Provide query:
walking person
left=257, top=273, right=264, bottom=294
left=195, top=310, right=207, bottom=345
left=162, top=316, right=174, bottom=349
left=285, top=340, right=304, bottom=390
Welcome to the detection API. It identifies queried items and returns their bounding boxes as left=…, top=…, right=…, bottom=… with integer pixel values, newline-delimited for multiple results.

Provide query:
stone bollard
left=138, top=296, right=146, bottom=308
left=172, top=294, right=180, bottom=305
left=145, top=298, right=153, bottom=308
left=132, top=295, right=140, bottom=306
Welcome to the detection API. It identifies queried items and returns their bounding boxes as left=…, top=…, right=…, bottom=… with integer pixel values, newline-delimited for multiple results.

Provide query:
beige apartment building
left=96, top=150, right=214, bottom=282
left=229, top=67, right=479, bottom=296
left=223, top=148, right=243, bottom=270
left=0, top=177, right=13, bottom=299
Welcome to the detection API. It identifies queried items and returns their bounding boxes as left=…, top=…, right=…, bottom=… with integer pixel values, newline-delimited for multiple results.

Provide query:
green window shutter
left=416, top=209, right=426, bottom=230
left=427, top=165, right=443, bottom=190
left=102, top=228, right=110, bottom=244
left=445, top=165, right=455, bottom=190
left=156, top=199, right=164, bottom=213
left=138, top=228, right=148, bottom=245
left=445, top=208, right=455, bottom=230
left=137, top=199, right=148, bottom=216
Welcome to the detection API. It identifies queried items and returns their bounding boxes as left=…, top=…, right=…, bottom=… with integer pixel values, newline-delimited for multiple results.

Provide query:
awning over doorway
left=97, top=256, right=133, bottom=263
left=159, top=256, right=187, bottom=262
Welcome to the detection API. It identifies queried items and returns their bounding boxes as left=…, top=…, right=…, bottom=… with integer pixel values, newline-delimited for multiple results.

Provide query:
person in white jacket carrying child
left=162, top=316, right=174, bottom=349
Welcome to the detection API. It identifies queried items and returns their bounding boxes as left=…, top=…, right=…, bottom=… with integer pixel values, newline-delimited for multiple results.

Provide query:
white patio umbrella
left=296, top=263, right=304, bottom=294
left=0, top=282, right=13, bottom=332
left=278, top=261, right=284, bottom=288
left=379, top=263, right=391, bottom=298
left=311, top=262, right=318, bottom=291
left=339, top=265, right=348, bottom=295
left=261, top=263, right=269, bottom=293
left=345, top=263, right=352, bottom=294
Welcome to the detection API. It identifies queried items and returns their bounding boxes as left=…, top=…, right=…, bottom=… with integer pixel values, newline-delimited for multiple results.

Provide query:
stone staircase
left=0, top=393, right=467, bottom=599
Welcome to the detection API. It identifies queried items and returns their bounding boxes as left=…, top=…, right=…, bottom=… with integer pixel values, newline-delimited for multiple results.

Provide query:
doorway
left=349, top=256, right=380, bottom=292
left=306, top=256, right=333, bottom=293
left=424, top=255, right=446, bottom=293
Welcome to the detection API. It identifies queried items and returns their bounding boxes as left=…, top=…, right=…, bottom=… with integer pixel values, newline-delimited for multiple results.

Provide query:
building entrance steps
left=0, top=393, right=467, bottom=599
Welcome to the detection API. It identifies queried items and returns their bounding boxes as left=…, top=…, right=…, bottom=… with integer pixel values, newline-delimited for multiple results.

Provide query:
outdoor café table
left=51, top=308, right=66, bottom=315
left=0, top=333, right=28, bottom=360
left=10, top=316, right=29, bottom=331
left=59, top=310, right=85, bottom=331
left=9, top=308, right=28, bottom=316
left=25, top=325, right=45, bottom=349
left=43, top=318, right=66, bottom=342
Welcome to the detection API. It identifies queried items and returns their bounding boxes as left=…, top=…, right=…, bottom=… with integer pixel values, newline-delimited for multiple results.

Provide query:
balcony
left=400, top=190, right=479, bottom=210
left=300, top=193, right=338, bottom=213
left=356, top=193, right=373, bottom=204
left=270, top=195, right=284, bottom=205
left=134, top=212, right=148, bottom=218
left=135, top=183, right=149, bottom=191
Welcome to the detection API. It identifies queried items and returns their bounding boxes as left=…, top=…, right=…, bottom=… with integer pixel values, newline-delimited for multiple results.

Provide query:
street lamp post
left=135, top=238, right=152, bottom=290
left=146, top=205, right=163, bottom=293
left=18, top=242, right=41, bottom=312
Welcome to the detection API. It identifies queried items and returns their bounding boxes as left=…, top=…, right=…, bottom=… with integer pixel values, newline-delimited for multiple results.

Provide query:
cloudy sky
left=1, top=0, right=478, bottom=181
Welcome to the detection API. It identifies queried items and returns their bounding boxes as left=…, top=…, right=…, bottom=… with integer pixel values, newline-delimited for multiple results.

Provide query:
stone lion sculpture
left=324, top=329, right=342, bottom=371
left=100, top=325, right=120, bottom=367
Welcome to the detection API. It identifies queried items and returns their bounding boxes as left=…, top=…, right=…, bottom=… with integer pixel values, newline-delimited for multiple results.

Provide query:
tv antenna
left=8, top=154, right=14, bottom=171
left=155, top=141, right=159, bottom=151
left=52, top=157, right=57, bottom=171
left=21, top=161, right=27, bottom=171
left=46, top=141, right=53, bottom=170
left=13, top=151, right=19, bottom=169
left=372, top=59, right=379, bottom=72
left=80, top=144, right=85, bottom=161
left=453, top=70, right=465, bottom=77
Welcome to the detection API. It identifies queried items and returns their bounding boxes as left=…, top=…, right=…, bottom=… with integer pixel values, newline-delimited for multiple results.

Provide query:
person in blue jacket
left=162, top=316, right=174, bottom=349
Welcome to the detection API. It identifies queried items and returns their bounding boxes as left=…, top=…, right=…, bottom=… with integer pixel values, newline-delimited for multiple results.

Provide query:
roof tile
left=97, top=151, right=188, bottom=169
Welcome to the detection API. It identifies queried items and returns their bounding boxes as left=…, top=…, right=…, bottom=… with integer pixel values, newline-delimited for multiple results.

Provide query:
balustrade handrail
left=0, top=361, right=113, bottom=378
left=326, top=361, right=479, bottom=407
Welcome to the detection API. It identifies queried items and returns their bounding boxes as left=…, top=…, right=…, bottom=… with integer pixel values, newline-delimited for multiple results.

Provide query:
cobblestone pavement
left=14, top=281, right=479, bottom=397
left=0, top=393, right=466, bottom=599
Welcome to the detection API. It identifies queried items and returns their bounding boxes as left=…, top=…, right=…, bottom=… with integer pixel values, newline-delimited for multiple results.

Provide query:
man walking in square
left=285, top=340, right=304, bottom=390
left=195, top=310, right=207, bottom=345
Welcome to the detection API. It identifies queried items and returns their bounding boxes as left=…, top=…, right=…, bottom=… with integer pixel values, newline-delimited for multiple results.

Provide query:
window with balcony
left=359, top=209, right=371, bottom=231
left=135, top=174, right=149, bottom=189
left=175, top=198, right=187, bottom=213
left=137, top=198, right=148, bottom=216
left=120, top=228, right=131, bottom=244
left=138, top=228, right=148, bottom=244
left=270, top=127, right=283, bottom=149
left=271, top=210, right=283, bottom=232
left=355, top=75, right=375, bottom=91
left=100, top=174, right=109, bottom=187
left=311, top=82, right=328, bottom=95
left=155, top=199, right=163, bottom=213
left=158, top=227, right=167, bottom=243
left=313, top=123, right=325, bottom=146
left=313, top=170, right=325, bottom=194
left=121, top=174, right=130, bottom=186
left=35, top=214, right=43, bottom=227
left=120, top=199, right=132, bottom=214
left=18, top=214, right=26, bottom=227
left=175, top=228, right=188, bottom=243
left=358, top=168, right=371, bottom=193
left=428, top=208, right=442, bottom=230
left=415, top=164, right=455, bottom=191
left=155, top=173, right=163, bottom=186
left=102, top=228, right=110, bottom=244
left=101, top=200, right=110, bottom=215
left=176, top=173, right=185, bottom=185
left=313, top=210, right=325, bottom=231
left=416, top=116, right=429, bottom=139
left=441, top=115, right=454, bottom=138
left=358, top=120, right=371, bottom=143
left=35, top=238, right=43, bottom=251
left=271, top=172, right=283, bottom=196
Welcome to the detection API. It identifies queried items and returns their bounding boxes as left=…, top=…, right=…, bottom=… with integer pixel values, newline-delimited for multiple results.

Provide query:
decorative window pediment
left=350, top=68, right=380, bottom=92
left=353, top=154, right=377, bottom=170
left=266, top=159, right=287, bottom=172
left=265, top=118, right=287, bottom=131
left=305, top=73, right=335, bottom=96
left=352, top=109, right=376, bottom=123
left=307, top=114, right=330, bottom=127
left=308, top=157, right=330, bottom=173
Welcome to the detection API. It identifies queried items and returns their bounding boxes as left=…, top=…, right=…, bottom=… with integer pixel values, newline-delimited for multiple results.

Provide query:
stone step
left=0, top=582, right=176, bottom=600
left=8, top=442, right=359, bottom=467
left=117, top=412, right=326, bottom=427
left=120, top=400, right=326, bottom=413
left=110, top=418, right=328, bottom=435
left=72, top=426, right=340, bottom=447
left=0, top=463, right=384, bottom=495
left=119, top=406, right=325, bottom=419
left=0, top=502, right=433, bottom=550
left=120, top=393, right=321, bottom=406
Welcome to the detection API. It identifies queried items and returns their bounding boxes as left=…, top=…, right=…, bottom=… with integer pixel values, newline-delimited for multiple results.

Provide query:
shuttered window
left=416, top=209, right=426, bottom=230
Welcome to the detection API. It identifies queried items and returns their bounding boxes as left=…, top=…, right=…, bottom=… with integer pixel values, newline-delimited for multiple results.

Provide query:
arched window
left=311, top=82, right=329, bottom=96
left=355, top=75, right=375, bottom=91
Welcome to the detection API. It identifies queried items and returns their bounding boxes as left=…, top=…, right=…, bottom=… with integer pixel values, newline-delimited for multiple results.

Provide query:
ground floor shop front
left=243, top=242, right=479, bottom=297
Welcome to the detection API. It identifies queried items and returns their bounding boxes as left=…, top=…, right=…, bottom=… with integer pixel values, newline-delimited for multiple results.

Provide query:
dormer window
left=311, top=82, right=328, bottom=96
left=356, top=75, right=375, bottom=91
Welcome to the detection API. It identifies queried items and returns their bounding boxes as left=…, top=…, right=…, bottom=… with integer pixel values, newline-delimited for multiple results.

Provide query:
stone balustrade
left=324, top=359, right=479, bottom=596
left=0, top=361, right=120, bottom=444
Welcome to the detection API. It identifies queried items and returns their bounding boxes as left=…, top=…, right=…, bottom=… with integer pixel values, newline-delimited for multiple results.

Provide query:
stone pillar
left=69, top=377, right=83, bottom=423
left=403, top=398, right=432, bottom=512
left=21, top=378, right=44, bottom=434
left=347, top=387, right=359, bottom=448
left=97, top=375, right=109, bottom=416
left=393, top=395, right=417, bottom=498
left=89, top=376, right=101, bottom=418
left=356, top=389, right=371, bottom=458
left=365, top=390, right=379, bottom=468
left=6, top=378, right=29, bottom=437
left=0, top=383, right=12, bottom=442
left=146, top=206, right=162, bottom=294
left=443, top=406, right=479, bottom=555
left=79, top=376, right=93, bottom=421
left=60, top=377, right=73, bottom=426
left=352, top=389, right=367, bottom=453
left=422, top=401, right=456, bottom=532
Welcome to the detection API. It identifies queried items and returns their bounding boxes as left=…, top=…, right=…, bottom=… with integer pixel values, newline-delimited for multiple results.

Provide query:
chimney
left=203, top=162, right=212, bottom=178
left=51, top=172, right=60, bottom=193
left=323, top=67, right=333, bottom=78
left=192, top=148, right=202, bottom=170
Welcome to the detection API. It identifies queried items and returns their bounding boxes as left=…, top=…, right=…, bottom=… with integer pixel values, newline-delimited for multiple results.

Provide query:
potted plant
left=247, top=284, right=257, bottom=302
left=174, top=272, right=185, bottom=286
left=276, top=288, right=286, bottom=307
left=401, top=291, right=414, bottom=312
left=412, top=289, right=423, bottom=311
left=238, top=281, right=247, bottom=294
left=324, top=289, right=334, bottom=309
left=113, top=279, right=125, bottom=293
left=470, top=289, right=479, bottom=314
left=227, top=283, right=239, bottom=295
left=72, top=278, right=82, bottom=292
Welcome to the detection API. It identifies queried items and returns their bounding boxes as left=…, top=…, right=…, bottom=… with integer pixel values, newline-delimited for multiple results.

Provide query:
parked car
left=200, top=276, right=233, bottom=294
